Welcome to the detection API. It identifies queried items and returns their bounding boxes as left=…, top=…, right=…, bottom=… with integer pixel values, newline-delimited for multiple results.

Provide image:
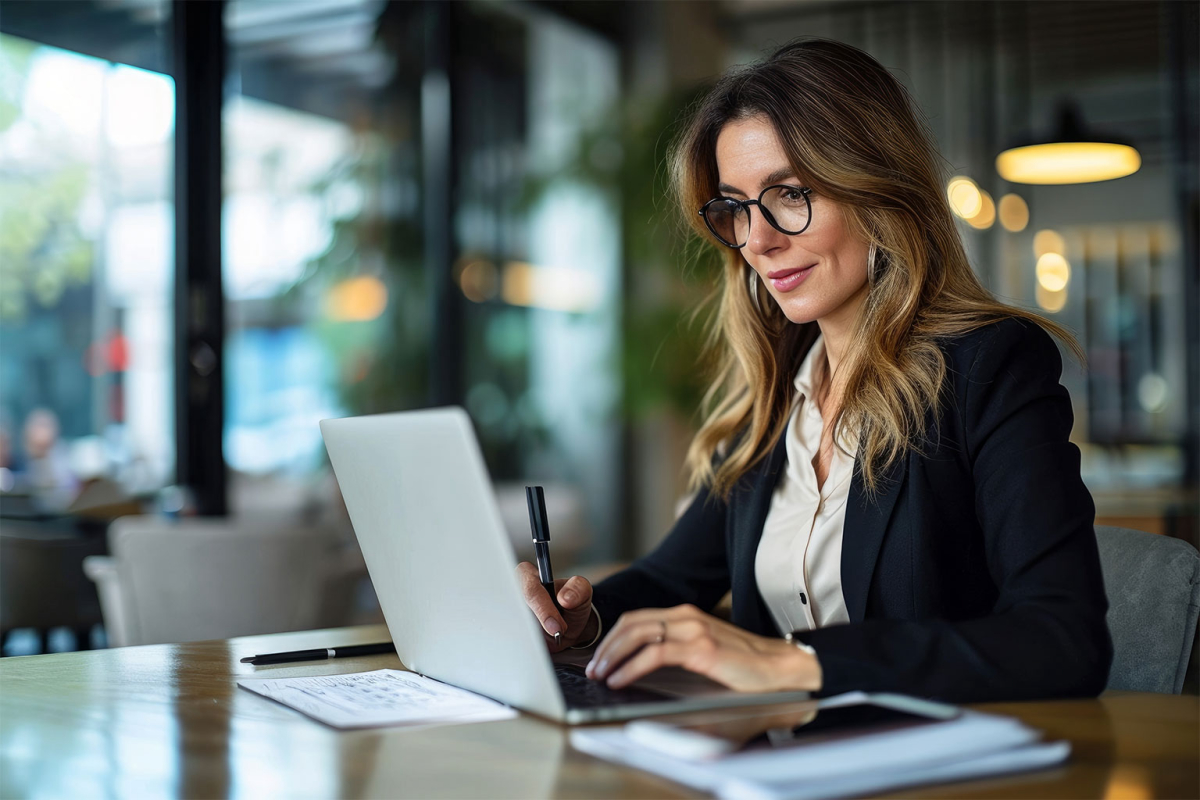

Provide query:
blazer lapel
left=729, top=427, right=789, bottom=636
left=841, top=454, right=907, bottom=623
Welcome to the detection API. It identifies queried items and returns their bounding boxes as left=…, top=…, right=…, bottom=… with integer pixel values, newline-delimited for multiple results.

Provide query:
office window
left=222, top=0, right=427, bottom=478
left=222, top=1, right=625, bottom=563
left=447, top=5, right=623, bottom=562
left=0, top=32, right=175, bottom=507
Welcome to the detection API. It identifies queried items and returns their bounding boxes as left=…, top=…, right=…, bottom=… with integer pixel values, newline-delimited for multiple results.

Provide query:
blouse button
left=798, top=591, right=808, bottom=605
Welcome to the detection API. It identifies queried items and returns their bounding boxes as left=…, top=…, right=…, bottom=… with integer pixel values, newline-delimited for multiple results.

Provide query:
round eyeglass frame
left=697, top=185, right=814, bottom=249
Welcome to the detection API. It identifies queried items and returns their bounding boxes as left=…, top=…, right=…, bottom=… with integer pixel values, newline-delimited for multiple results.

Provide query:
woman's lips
left=768, top=264, right=816, bottom=292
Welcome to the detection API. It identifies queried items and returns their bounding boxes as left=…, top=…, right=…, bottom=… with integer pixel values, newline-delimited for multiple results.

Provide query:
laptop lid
left=320, top=407, right=568, bottom=720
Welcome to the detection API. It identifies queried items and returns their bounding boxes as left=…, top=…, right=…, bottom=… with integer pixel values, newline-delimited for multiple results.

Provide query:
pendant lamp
left=996, top=101, right=1141, bottom=185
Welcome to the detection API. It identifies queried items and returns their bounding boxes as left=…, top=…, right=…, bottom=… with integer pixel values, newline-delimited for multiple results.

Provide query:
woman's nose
left=744, top=209, right=789, bottom=256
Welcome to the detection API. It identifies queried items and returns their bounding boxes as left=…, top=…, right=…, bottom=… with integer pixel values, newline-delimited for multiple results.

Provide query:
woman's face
left=714, top=116, right=870, bottom=327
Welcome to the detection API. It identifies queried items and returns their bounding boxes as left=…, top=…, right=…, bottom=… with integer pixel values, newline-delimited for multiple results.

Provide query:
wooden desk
left=2, top=625, right=1196, bottom=799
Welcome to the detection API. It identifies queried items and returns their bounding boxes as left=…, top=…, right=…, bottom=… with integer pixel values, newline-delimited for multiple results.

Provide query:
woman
left=516, top=37, right=1112, bottom=703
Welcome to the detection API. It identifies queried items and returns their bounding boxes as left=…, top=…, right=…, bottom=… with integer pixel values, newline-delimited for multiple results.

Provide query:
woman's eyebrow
left=717, top=167, right=797, bottom=196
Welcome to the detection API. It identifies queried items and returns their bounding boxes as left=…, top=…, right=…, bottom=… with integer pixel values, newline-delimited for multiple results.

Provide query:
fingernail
left=595, top=659, right=608, bottom=676
left=544, top=618, right=562, bottom=635
left=560, top=590, right=577, bottom=606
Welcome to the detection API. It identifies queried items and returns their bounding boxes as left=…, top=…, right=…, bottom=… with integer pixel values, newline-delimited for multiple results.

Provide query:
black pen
left=239, top=642, right=396, bottom=665
left=526, top=485, right=563, bottom=646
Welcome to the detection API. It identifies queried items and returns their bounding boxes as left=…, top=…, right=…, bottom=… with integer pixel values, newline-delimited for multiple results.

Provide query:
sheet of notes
left=237, top=669, right=517, bottom=729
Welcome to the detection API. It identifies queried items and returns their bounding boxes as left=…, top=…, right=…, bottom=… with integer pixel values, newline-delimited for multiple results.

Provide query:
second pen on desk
left=526, top=485, right=563, bottom=646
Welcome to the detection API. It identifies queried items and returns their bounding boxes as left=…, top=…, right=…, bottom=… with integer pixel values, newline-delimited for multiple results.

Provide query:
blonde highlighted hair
left=675, top=38, right=1081, bottom=499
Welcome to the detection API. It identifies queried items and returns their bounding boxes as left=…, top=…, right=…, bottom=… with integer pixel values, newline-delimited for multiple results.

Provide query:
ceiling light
left=996, top=102, right=1141, bottom=185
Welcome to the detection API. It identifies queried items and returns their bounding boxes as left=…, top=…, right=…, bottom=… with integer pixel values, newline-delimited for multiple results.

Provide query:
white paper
left=570, top=698, right=1070, bottom=800
left=237, top=669, right=517, bottom=729
left=717, top=740, right=1071, bottom=800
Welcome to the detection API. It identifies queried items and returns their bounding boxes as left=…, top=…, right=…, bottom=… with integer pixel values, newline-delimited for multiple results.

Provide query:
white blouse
left=755, top=336, right=854, bottom=637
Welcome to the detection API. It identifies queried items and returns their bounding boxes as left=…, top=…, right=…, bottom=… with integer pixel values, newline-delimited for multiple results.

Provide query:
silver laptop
left=319, top=407, right=810, bottom=723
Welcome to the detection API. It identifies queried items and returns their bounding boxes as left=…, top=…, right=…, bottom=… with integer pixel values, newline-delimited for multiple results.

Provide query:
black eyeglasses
left=698, top=185, right=813, bottom=249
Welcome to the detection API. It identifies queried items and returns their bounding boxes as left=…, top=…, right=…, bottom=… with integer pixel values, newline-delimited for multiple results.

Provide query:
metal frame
left=423, top=1, right=465, bottom=407
left=172, top=0, right=226, bottom=515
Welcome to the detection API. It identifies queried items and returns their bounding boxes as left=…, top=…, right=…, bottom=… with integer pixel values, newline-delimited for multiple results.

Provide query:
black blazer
left=592, top=317, right=1113, bottom=703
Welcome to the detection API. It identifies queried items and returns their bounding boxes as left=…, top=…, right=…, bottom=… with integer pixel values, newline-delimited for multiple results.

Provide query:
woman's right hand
left=515, top=562, right=597, bottom=653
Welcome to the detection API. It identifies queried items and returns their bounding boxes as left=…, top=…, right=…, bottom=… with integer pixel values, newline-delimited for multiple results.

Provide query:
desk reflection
left=173, top=640, right=232, bottom=798
left=350, top=717, right=565, bottom=798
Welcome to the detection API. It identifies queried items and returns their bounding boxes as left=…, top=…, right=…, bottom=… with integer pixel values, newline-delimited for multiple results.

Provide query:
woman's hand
left=585, top=604, right=822, bottom=693
left=515, top=562, right=597, bottom=653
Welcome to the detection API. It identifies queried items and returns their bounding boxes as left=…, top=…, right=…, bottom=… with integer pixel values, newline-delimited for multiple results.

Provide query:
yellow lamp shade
left=996, top=141, right=1141, bottom=185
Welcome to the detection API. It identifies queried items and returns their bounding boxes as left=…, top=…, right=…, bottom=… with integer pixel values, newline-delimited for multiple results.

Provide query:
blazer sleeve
left=590, top=483, right=731, bottom=634
left=794, top=319, right=1114, bottom=702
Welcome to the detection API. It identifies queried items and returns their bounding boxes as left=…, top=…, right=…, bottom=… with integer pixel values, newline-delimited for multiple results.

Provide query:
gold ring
left=656, top=620, right=667, bottom=644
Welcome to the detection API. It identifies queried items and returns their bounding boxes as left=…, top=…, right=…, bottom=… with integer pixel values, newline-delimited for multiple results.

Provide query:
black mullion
left=423, top=1, right=463, bottom=408
left=173, top=0, right=226, bottom=515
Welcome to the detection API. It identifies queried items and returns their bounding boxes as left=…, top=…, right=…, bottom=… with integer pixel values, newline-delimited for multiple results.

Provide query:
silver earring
left=746, top=267, right=762, bottom=314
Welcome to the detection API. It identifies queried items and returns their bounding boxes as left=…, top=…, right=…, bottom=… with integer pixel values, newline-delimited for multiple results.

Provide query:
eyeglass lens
left=705, top=186, right=810, bottom=247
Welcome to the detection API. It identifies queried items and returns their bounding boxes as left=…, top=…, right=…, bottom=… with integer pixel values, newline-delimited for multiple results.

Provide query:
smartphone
left=625, top=693, right=961, bottom=760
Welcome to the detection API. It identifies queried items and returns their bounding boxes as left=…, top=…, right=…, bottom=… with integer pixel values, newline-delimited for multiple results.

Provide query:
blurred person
left=0, top=411, right=12, bottom=493
left=516, top=38, right=1112, bottom=703
left=21, top=408, right=78, bottom=510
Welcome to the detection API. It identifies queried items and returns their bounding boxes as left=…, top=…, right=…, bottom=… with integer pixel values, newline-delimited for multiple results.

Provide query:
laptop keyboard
left=555, top=664, right=672, bottom=709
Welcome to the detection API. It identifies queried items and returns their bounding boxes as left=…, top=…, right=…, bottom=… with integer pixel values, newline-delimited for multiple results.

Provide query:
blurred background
left=0, top=0, right=1196, bottom=657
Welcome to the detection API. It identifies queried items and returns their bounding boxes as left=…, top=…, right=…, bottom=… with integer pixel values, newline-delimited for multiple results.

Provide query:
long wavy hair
left=676, top=37, right=1081, bottom=500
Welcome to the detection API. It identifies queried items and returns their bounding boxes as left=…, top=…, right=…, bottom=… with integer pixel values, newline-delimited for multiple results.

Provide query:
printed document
left=237, top=669, right=517, bottom=729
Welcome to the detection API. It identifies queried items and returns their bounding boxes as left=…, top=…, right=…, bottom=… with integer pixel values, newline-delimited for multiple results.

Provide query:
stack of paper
left=570, top=692, right=1069, bottom=800
left=237, top=669, right=517, bottom=729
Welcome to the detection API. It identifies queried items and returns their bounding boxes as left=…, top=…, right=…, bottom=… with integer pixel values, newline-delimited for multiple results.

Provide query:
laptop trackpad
left=633, top=666, right=734, bottom=698
left=551, top=651, right=735, bottom=698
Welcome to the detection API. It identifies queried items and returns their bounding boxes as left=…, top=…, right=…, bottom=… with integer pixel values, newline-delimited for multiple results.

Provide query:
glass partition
left=0, top=32, right=175, bottom=509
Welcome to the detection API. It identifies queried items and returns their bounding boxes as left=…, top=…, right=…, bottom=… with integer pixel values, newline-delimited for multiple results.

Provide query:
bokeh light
left=1036, top=252, right=1071, bottom=292
left=1036, top=284, right=1068, bottom=313
left=966, top=190, right=996, bottom=229
left=457, top=258, right=499, bottom=303
left=1033, top=229, right=1066, bottom=258
left=998, top=194, right=1029, bottom=232
left=325, top=275, right=388, bottom=322
left=947, top=176, right=982, bottom=219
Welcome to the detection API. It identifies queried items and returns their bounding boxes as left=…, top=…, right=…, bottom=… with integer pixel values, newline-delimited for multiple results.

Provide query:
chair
left=1096, top=525, right=1200, bottom=693
left=1, top=517, right=107, bottom=650
left=84, top=514, right=366, bottom=647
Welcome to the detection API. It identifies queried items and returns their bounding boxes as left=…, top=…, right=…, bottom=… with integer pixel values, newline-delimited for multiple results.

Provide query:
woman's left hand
left=585, top=604, right=823, bottom=693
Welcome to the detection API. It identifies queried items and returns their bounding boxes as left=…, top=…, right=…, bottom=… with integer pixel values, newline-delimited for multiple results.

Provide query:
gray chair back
left=1095, top=525, right=1200, bottom=693
left=1, top=518, right=105, bottom=634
